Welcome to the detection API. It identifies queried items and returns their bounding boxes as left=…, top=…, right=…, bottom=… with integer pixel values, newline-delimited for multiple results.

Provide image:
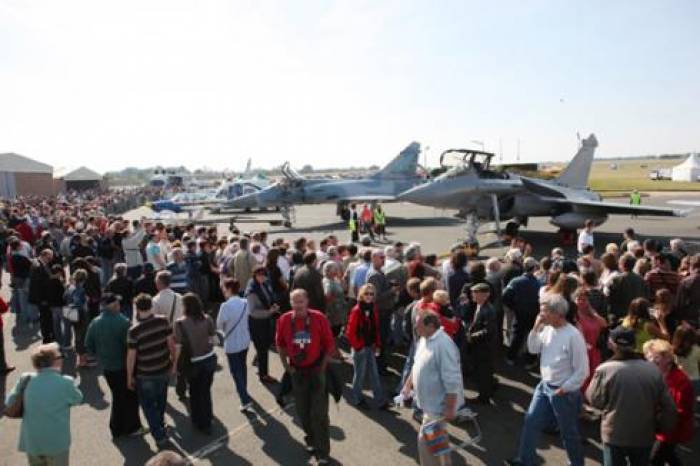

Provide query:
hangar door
left=0, top=172, right=16, bottom=198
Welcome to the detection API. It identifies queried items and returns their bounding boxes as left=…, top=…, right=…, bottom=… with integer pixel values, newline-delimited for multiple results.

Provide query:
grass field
left=587, top=158, right=700, bottom=193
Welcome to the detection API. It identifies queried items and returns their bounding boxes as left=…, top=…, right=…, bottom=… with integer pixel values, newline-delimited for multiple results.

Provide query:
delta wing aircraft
left=227, top=142, right=424, bottom=226
left=398, top=134, right=686, bottom=243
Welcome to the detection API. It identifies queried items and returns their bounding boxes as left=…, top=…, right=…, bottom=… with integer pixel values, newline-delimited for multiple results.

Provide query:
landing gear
left=464, top=211, right=480, bottom=245
left=281, top=205, right=296, bottom=228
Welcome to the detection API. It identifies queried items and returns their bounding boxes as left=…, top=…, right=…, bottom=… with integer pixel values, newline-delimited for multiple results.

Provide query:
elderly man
left=402, top=312, right=464, bottom=466
left=28, top=249, right=55, bottom=343
left=165, top=247, right=189, bottom=294
left=367, top=248, right=399, bottom=374
left=465, top=282, right=498, bottom=404
left=275, top=289, right=335, bottom=465
left=586, top=328, right=677, bottom=466
left=502, top=257, right=541, bottom=366
left=506, top=295, right=589, bottom=466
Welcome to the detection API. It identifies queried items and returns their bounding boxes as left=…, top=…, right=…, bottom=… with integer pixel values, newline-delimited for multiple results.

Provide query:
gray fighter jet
left=226, top=142, right=424, bottom=226
left=398, top=134, right=686, bottom=242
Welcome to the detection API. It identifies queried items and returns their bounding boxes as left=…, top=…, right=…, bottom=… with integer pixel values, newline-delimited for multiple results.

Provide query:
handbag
left=217, top=302, right=247, bottom=346
left=62, top=304, right=80, bottom=323
left=3, top=375, right=32, bottom=418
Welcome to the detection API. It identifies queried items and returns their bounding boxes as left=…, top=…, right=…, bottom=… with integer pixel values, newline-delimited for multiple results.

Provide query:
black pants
left=249, top=317, right=273, bottom=377
left=471, top=347, right=495, bottom=400
left=38, top=304, right=54, bottom=344
left=0, top=328, right=9, bottom=369
left=187, top=354, right=217, bottom=430
left=103, top=369, right=142, bottom=437
left=651, top=441, right=682, bottom=466
left=507, top=312, right=535, bottom=362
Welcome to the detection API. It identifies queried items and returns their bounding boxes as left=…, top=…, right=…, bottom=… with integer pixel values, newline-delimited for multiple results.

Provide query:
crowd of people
left=1, top=193, right=699, bottom=466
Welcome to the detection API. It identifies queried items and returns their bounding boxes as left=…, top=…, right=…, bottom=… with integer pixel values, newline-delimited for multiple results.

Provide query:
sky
left=1, top=0, right=699, bottom=173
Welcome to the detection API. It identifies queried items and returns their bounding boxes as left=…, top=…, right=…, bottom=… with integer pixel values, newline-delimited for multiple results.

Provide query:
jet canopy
left=435, top=149, right=508, bottom=180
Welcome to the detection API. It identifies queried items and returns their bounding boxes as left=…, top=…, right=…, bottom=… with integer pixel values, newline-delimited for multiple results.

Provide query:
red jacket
left=345, top=303, right=381, bottom=351
left=657, top=366, right=695, bottom=444
left=275, top=309, right=335, bottom=369
left=0, top=297, right=8, bottom=329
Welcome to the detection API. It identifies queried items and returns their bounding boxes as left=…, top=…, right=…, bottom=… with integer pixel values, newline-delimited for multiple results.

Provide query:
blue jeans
left=11, top=278, right=31, bottom=324
left=517, top=381, right=583, bottom=466
left=136, top=373, right=170, bottom=442
left=226, top=349, right=251, bottom=405
left=350, top=347, right=386, bottom=407
left=100, top=258, right=113, bottom=288
left=603, top=444, right=651, bottom=466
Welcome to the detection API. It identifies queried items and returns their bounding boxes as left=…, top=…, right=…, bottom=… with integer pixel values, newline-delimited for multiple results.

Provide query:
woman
left=65, top=269, right=90, bottom=366
left=322, top=261, right=348, bottom=338
left=653, top=288, right=676, bottom=340
left=246, top=266, right=279, bottom=384
left=549, top=274, right=579, bottom=324
left=265, top=248, right=290, bottom=312
left=175, top=293, right=217, bottom=434
left=345, top=284, right=388, bottom=409
left=106, top=262, right=134, bottom=320
left=643, top=339, right=694, bottom=465
left=599, top=253, right=619, bottom=289
left=447, top=250, right=469, bottom=309
left=217, top=278, right=252, bottom=411
left=622, top=298, right=664, bottom=353
left=574, top=288, right=607, bottom=393
left=5, top=342, right=83, bottom=465
left=672, top=326, right=700, bottom=411
left=580, top=271, right=607, bottom=318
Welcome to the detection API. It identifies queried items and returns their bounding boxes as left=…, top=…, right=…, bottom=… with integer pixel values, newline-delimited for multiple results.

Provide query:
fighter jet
left=398, top=134, right=686, bottom=243
left=227, top=142, right=423, bottom=226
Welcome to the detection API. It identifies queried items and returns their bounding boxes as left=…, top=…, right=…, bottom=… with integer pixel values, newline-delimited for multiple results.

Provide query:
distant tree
left=301, top=164, right=314, bottom=173
left=368, top=164, right=380, bottom=170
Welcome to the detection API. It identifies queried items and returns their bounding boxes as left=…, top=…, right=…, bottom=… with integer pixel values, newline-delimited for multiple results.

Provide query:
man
left=292, top=252, right=326, bottom=312
left=644, top=253, right=680, bottom=299
left=351, top=248, right=372, bottom=297
left=275, top=289, right=335, bottom=465
left=605, top=253, right=648, bottom=324
left=348, top=205, right=359, bottom=243
left=28, top=249, right=54, bottom=343
left=465, top=283, right=498, bottom=404
left=485, top=257, right=505, bottom=345
left=620, top=227, right=637, bottom=253
left=145, top=233, right=167, bottom=271
left=506, top=295, right=588, bottom=466
left=166, top=247, right=189, bottom=294
left=134, top=263, right=158, bottom=297
left=577, top=219, right=595, bottom=255
left=501, top=248, right=524, bottom=288
left=152, top=270, right=186, bottom=399
left=122, top=220, right=146, bottom=280
left=232, top=237, right=258, bottom=290
left=586, top=327, right=677, bottom=466
left=366, top=249, right=398, bottom=374
left=373, top=204, right=387, bottom=241
left=675, top=254, right=700, bottom=328
left=402, top=312, right=464, bottom=466
left=127, top=293, right=177, bottom=447
left=85, top=293, right=143, bottom=438
left=502, top=257, right=540, bottom=366
left=152, top=271, right=184, bottom=326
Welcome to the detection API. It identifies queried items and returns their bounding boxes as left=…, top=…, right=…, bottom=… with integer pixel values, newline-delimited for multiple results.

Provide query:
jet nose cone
left=229, top=192, right=258, bottom=209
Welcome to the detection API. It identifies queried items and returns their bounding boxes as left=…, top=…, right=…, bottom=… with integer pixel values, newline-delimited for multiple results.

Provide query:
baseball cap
left=609, top=326, right=636, bottom=349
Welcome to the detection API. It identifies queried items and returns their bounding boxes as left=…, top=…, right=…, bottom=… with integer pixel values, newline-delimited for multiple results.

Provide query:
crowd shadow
left=11, top=324, right=41, bottom=351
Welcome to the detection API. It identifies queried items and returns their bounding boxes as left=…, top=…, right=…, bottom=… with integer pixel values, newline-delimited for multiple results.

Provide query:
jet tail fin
left=556, top=134, right=598, bottom=189
left=243, top=158, right=252, bottom=177
left=373, top=142, right=421, bottom=179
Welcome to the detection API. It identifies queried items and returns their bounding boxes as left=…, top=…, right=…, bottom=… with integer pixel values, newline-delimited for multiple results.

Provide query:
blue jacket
left=502, top=272, right=541, bottom=319
left=6, top=369, right=83, bottom=455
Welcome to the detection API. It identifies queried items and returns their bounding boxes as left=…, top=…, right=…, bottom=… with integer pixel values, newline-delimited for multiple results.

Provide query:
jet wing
left=338, top=195, right=397, bottom=202
left=546, top=197, right=686, bottom=217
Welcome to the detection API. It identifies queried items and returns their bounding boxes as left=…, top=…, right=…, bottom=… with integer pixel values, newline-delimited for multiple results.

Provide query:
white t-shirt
left=577, top=230, right=594, bottom=254
left=527, top=323, right=589, bottom=393
left=152, top=289, right=183, bottom=325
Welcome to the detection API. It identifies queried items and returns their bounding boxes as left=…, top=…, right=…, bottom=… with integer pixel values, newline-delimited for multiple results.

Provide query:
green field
left=587, top=158, right=700, bottom=193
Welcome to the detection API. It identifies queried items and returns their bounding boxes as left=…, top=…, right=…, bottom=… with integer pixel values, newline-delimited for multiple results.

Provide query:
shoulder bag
left=4, top=374, right=32, bottom=418
left=217, top=302, right=247, bottom=347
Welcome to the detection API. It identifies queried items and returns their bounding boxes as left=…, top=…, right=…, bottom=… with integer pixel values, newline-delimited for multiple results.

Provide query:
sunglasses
left=364, top=292, right=375, bottom=297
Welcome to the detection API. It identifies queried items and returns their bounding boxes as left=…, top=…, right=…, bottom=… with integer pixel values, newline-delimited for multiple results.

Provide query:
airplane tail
left=372, top=142, right=421, bottom=179
left=556, top=134, right=598, bottom=189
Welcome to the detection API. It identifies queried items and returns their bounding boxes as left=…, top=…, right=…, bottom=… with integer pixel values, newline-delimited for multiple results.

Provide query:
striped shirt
left=127, top=314, right=172, bottom=377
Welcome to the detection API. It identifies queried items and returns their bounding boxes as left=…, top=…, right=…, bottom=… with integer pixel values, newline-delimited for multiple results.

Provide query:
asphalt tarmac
left=1, top=193, right=699, bottom=466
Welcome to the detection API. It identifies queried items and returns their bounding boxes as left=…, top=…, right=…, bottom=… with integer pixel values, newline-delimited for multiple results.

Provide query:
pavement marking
left=184, top=402, right=296, bottom=464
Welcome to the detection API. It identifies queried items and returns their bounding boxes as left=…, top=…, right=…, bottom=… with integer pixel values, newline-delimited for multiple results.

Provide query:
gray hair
left=542, top=294, right=569, bottom=317
left=384, top=245, right=396, bottom=259
left=486, top=257, right=502, bottom=273
left=322, top=260, right=338, bottom=278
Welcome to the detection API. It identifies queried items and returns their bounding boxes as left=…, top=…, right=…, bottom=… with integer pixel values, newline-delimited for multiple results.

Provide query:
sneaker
left=239, top=402, right=253, bottom=412
left=128, top=426, right=150, bottom=437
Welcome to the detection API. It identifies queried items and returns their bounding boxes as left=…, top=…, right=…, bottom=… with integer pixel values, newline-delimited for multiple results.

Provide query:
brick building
left=54, top=166, right=104, bottom=192
left=0, top=153, right=54, bottom=197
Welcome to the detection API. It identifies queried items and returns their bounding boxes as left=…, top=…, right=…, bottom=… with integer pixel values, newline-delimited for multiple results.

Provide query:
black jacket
left=28, top=260, right=51, bottom=305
